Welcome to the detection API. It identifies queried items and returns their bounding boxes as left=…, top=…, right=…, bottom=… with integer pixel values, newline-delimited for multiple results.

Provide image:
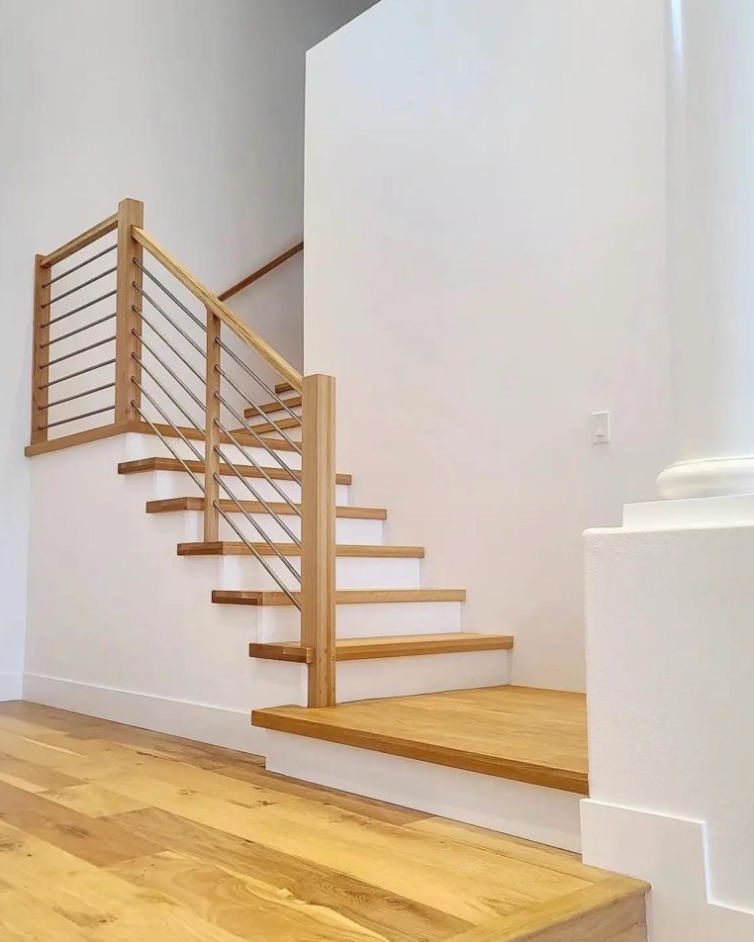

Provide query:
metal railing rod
left=134, top=259, right=206, bottom=333
left=42, top=289, right=118, bottom=329
left=133, top=355, right=206, bottom=441
left=214, top=411, right=302, bottom=520
left=215, top=364, right=302, bottom=454
left=39, top=405, right=114, bottom=431
left=132, top=379, right=205, bottom=463
left=131, top=399, right=206, bottom=493
left=41, top=311, right=116, bottom=348
left=133, top=330, right=206, bottom=410
left=133, top=286, right=206, bottom=358
left=214, top=420, right=301, bottom=543
left=42, top=243, right=117, bottom=288
left=46, top=335, right=115, bottom=368
left=42, top=266, right=117, bottom=308
left=210, top=458, right=301, bottom=582
left=213, top=496, right=302, bottom=608
left=132, top=308, right=206, bottom=385
left=46, top=382, right=116, bottom=410
left=217, top=337, right=301, bottom=423
left=39, top=358, right=115, bottom=390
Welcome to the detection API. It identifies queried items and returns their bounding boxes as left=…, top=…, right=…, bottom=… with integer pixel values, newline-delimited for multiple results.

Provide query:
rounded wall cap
left=657, top=456, right=754, bottom=500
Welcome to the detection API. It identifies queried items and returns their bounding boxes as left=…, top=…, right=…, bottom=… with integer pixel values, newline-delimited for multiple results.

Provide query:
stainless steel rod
left=133, top=286, right=206, bottom=358
left=39, top=357, right=115, bottom=390
left=41, top=311, right=116, bottom=348
left=42, top=289, right=117, bottom=328
left=216, top=338, right=301, bottom=423
left=133, top=355, right=206, bottom=442
left=43, top=243, right=117, bottom=288
left=214, top=420, right=301, bottom=543
left=133, top=330, right=206, bottom=411
left=135, top=259, right=206, bottom=333
left=131, top=399, right=206, bottom=493
left=39, top=405, right=114, bottom=431
left=215, top=364, right=302, bottom=454
left=213, top=497, right=302, bottom=608
left=42, top=266, right=117, bottom=308
left=132, top=308, right=206, bottom=385
left=214, top=413, right=302, bottom=523
left=213, top=445, right=303, bottom=579
left=132, top=379, right=205, bottom=463
left=46, top=335, right=115, bottom=368
left=46, top=382, right=116, bottom=410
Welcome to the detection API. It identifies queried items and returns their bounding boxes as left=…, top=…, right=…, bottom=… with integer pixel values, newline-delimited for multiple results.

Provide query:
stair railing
left=28, top=199, right=336, bottom=707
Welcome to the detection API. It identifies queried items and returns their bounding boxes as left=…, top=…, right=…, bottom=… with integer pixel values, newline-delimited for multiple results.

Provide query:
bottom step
left=214, top=588, right=466, bottom=606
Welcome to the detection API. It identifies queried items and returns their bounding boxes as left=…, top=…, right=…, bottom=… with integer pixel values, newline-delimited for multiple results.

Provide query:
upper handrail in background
left=219, top=241, right=303, bottom=303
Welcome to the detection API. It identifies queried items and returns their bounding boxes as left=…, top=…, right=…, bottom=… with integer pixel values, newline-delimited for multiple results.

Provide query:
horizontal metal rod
left=39, top=357, right=115, bottom=390
left=45, top=382, right=116, bottom=410
left=216, top=338, right=300, bottom=423
left=135, top=259, right=206, bottom=333
left=133, top=355, right=206, bottom=443
left=215, top=365, right=302, bottom=456
left=46, top=334, right=115, bottom=368
left=132, top=330, right=206, bottom=412
left=41, top=311, right=116, bottom=349
left=132, top=305, right=206, bottom=384
left=41, top=289, right=117, bottom=328
left=131, top=399, right=206, bottom=492
left=43, top=243, right=117, bottom=288
left=214, top=419, right=301, bottom=544
left=42, top=266, right=117, bottom=308
left=39, top=404, right=114, bottom=431
left=133, top=286, right=206, bottom=359
left=131, top=380, right=205, bottom=463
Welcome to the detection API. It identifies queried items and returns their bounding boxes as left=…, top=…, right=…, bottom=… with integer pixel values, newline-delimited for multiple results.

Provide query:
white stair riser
left=147, top=470, right=350, bottom=505
left=179, top=511, right=383, bottom=546
left=211, top=555, right=421, bottom=591
left=259, top=601, right=464, bottom=641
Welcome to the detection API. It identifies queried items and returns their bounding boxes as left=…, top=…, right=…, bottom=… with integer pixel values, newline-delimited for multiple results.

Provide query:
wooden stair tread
left=244, top=395, right=302, bottom=419
left=132, top=421, right=300, bottom=454
left=179, top=541, right=424, bottom=558
left=249, top=632, right=514, bottom=664
left=118, top=457, right=352, bottom=485
left=241, top=416, right=302, bottom=437
left=275, top=381, right=295, bottom=395
left=253, top=686, right=589, bottom=795
left=146, top=497, right=386, bottom=520
left=213, top=588, right=466, bottom=606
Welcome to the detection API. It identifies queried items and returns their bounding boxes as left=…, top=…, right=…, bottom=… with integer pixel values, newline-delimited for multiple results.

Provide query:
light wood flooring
left=0, top=701, right=645, bottom=942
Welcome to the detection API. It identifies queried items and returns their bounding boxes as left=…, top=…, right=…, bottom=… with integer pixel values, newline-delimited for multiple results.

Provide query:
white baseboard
left=23, top=673, right=262, bottom=754
left=0, top=674, right=22, bottom=702
left=265, top=729, right=582, bottom=851
left=581, top=800, right=754, bottom=942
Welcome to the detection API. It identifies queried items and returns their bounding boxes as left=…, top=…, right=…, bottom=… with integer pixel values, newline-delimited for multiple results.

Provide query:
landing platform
left=254, top=685, right=589, bottom=795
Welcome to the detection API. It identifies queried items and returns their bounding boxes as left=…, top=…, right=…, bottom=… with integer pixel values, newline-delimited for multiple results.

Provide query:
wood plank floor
left=0, top=701, right=645, bottom=942
left=254, top=685, right=589, bottom=794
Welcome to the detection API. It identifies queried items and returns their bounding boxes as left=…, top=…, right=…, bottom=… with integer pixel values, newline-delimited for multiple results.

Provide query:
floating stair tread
left=146, top=497, right=386, bottom=520
left=179, top=541, right=424, bottom=558
left=244, top=395, right=302, bottom=419
left=241, top=416, right=302, bottom=437
left=275, top=381, right=295, bottom=395
left=249, top=632, right=514, bottom=664
left=213, top=588, right=466, bottom=606
left=118, top=457, right=352, bottom=485
left=253, top=685, right=589, bottom=795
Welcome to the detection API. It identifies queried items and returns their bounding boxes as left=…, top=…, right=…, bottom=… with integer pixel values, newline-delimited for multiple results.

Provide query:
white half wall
left=304, top=0, right=671, bottom=690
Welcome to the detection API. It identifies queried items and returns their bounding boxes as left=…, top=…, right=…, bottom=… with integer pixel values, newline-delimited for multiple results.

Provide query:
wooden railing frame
left=29, top=201, right=336, bottom=707
left=219, top=241, right=303, bottom=303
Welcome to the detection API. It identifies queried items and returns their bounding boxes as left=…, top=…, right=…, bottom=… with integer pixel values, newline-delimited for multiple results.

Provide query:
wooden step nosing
left=212, top=589, right=467, bottom=607
left=118, top=458, right=351, bottom=486
left=248, top=634, right=514, bottom=664
left=145, top=497, right=387, bottom=520
left=178, top=541, right=424, bottom=559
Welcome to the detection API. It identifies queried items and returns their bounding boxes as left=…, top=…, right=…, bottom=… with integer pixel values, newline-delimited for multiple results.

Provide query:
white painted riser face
left=178, top=511, right=384, bottom=546
left=146, top=469, right=350, bottom=506
left=263, top=731, right=582, bottom=852
left=259, top=601, right=464, bottom=641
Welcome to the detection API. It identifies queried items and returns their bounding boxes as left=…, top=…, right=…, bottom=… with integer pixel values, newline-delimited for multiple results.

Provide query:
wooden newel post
left=301, top=373, right=337, bottom=707
left=114, top=198, right=144, bottom=424
left=204, top=311, right=221, bottom=541
left=30, top=255, right=51, bottom=444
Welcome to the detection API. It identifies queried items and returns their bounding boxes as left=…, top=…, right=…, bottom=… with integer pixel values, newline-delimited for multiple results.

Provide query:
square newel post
left=114, top=198, right=144, bottom=424
left=301, top=373, right=337, bottom=707
left=203, top=311, right=221, bottom=541
left=30, top=254, right=51, bottom=444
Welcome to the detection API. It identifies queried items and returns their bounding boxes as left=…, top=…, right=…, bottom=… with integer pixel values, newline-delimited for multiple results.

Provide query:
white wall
left=0, top=0, right=375, bottom=698
left=304, top=0, right=671, bottom=689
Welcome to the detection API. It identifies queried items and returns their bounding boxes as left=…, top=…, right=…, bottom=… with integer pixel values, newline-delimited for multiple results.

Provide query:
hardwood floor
left=0, top=702, right=645, bottom=941
left=254, top=685, right=589, bottom=794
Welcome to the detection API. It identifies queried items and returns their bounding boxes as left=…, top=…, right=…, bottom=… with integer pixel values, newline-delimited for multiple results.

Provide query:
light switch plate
left=591, top=411, right=611, bottom=444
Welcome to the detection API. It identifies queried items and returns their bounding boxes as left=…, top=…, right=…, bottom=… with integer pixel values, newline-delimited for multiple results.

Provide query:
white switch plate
left=591, top=411, right=611, bottom=444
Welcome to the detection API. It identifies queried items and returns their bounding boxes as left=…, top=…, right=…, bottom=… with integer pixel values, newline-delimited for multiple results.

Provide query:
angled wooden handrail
left=219, top=241, right=303, bottom=303
left=132, top=228, right=303, bottom=392
left=41, top=213, right=119, bottom=269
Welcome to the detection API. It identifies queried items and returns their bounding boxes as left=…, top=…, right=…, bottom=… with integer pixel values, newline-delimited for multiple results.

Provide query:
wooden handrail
left=41, top=212, right=119, bottom=269
left=219, top=241, right=303, bottom=303
left=132, top=228, right=303, bottom=393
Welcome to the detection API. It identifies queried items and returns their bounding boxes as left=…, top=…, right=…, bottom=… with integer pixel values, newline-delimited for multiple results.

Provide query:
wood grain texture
left=147, top=496, right=387, bottom=520
left=40, top=212, right=119, bottom=268
left=213, top=588, right=467, bottom=606
left=0, top=702, right=646, bottom=942
left=25, top=421, right=132, bottom=457
left=30, top=255, right=51, bottom=444
left=240, top=415, right=301, bottom=437
left=253, top=686, right=589, bottom=795
left=243, top=394, right=302, bottom=419
left=117, top=456, right=351, bottom=485
left=178, top=541, right=424, bottom=558
left=249, top=633, right=514, bottom=664
left=133, top=227, right=303, bottom=391
left=218, top=241, right=304, bottom=303
left=203, top=310, right=221, bottom=541
left=114, top=198, right=144, bottom=424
